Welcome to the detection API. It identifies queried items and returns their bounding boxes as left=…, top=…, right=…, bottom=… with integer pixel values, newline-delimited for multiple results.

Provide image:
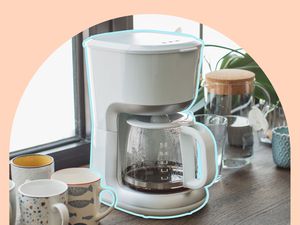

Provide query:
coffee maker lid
left=83, top=30, right=202, bottom=54
left=127, top=113, right=193, bottom=129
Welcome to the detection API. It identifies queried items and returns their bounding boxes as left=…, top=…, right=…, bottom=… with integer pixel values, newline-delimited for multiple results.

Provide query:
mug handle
left=180, top=123, right=216, bottom=189
left=52, top=203, right=69, bottom=225
left=94, top=187, right=116, bottom=222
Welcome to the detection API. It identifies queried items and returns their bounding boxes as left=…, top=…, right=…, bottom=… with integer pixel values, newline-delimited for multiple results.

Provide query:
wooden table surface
left=100, top=142, right=290, bottom=225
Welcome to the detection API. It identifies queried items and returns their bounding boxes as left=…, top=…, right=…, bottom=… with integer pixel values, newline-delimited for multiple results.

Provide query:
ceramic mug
left=18, top=179, right=69, bottom=225
left=9, top=180, right=16, bottom=225
left=11, top=154, right=54, bottom=188
left=51, top=168, right=116, bottom=225
left=272, top=126, right=290, bottom=168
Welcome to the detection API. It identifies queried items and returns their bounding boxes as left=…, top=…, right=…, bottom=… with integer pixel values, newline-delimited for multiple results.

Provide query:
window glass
left=10, top=39, right=76, bottom=151
left=202, top=25, right=243, bottom=76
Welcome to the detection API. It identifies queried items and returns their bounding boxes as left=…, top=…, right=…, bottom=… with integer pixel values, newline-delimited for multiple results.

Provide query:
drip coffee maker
left=83, top=30, right=217, bottom=217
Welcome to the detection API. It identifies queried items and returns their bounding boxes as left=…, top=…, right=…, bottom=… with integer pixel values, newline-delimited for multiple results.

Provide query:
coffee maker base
left=102, top=187, right=209, bottom=219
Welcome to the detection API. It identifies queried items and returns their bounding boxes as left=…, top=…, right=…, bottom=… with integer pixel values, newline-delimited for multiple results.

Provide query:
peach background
left=1, top=0, right=299, bottom=224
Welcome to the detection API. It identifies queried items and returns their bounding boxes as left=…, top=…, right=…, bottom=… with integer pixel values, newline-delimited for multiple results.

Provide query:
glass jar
left=202, top=69, right=271, bottom=168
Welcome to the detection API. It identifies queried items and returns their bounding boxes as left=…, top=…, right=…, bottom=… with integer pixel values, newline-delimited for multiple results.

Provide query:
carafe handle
left=180, top=123, right=217, bottom=189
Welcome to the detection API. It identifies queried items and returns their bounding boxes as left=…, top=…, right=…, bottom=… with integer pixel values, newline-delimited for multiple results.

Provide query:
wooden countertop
left=100, top=142, right=290, bottom=225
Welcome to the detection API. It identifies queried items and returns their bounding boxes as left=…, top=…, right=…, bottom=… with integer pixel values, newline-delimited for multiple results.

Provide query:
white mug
left=9, top=180, right=16, bottom=225
left=51, top=168, right=116, bottom=225
left=11, top=154, right=54, bottom=188
left=18, top=179, right=69, bottom=225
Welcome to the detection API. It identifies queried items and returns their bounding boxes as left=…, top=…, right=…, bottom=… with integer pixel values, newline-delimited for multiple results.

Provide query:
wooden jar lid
left=204, top=69, right=255, bottom=95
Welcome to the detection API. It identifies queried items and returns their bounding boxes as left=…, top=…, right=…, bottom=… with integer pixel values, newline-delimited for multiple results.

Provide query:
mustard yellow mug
left=11, top=154, right=54, bottom=188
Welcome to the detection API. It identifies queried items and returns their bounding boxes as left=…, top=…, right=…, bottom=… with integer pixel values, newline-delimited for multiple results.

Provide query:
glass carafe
left=122, top=113, right=217, bottom=193
left=202, top=69, right=271, bottom=168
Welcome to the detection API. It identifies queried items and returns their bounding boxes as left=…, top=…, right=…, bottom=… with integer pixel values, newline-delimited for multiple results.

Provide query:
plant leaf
left=219, top=53, right=240, bottom=69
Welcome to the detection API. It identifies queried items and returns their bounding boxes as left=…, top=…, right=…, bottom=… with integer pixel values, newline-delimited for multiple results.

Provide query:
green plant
left=202, top=45, right=279, bottom=106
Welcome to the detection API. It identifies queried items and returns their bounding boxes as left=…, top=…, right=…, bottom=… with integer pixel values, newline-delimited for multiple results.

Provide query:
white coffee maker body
left=83, top=30, right=217, bottom=218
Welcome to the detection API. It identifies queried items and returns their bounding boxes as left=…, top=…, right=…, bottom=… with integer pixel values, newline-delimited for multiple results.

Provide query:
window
left=202, top=25, right=243, bottom=76
left=9, top=16, right=133, bottom=170
left=10, top=39, right=76, bottom=152
left=133, top=14, right=200, bottom=37
left=9, top=33, right=90, bottom=169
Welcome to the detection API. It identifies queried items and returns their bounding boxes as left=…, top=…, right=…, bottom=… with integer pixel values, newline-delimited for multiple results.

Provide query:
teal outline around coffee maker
left=83, top=29, right=219, bottom=219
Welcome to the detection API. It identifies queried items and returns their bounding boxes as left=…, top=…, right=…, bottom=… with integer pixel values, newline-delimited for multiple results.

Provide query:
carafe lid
left=204, top=69, right=255, bottom=95
left=127, top=113, right=193, bottom=129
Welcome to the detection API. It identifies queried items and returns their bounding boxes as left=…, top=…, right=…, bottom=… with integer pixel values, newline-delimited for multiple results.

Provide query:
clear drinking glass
left=202, top=69, right=271, bottom=168
left=258, top=105, right=287, bottom=144
left=195, top=114, right=227, bottom=182
left=223, top=115, right=254, bottom=168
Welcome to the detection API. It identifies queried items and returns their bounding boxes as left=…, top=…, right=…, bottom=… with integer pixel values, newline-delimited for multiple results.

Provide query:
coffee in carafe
left=123, top=115, right=185, bottom=193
